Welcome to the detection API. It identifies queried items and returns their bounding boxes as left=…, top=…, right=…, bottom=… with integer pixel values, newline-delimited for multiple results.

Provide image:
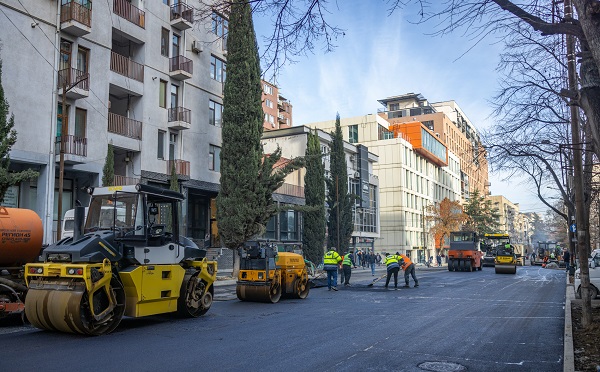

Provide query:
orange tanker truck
left=0, top=207, right=43, bottom=321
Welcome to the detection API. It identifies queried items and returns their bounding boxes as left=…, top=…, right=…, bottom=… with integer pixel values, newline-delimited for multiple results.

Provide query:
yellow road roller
left=24, top=184, right=217, bottom=335
left=236, top=242, right=309, bottom=303
left=495, top=245, right=517, bottom=274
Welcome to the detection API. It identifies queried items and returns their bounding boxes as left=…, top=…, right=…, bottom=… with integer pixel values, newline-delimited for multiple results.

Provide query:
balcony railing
left=170, top=3, right=193, bottom=23
left=275, top=183, right=304, bottom=198
left=170, top=55, right=193, bottom=74
left=61, top=0, right=92, bottom=27
left=167, top=160, right=190, bottom=177
left=113, top=175, right=139, bottom=186
left=108, top=112, right=142, bottom=140
left=57, top=67, right=89, bottom=91
left=110, top=51, right=144, bottom=82
left=56, top=135, right=87, bottom=157
left=168, top=107, right=191, bottom=124
left=113, top=0, right=145, bottom=28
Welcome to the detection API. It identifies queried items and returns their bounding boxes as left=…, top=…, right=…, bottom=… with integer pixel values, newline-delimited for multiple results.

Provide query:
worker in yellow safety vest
left=323, top=249, right=342, bottom=291
left=342, top=250, right=357, bottom=287
left=384, top=253, right=401, bottom=289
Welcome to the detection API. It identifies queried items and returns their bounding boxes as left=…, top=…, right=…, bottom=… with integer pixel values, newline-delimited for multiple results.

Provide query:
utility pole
left=564, top=0, right=592, bottom=325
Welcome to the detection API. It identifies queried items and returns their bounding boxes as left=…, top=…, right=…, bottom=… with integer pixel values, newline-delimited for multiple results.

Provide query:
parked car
left=574, top=249, right=600, bottom=299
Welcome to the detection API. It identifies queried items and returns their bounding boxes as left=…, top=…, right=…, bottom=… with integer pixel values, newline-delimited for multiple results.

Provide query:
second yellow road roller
left=236, top=242, right=309, bottom=303
left=24, top=184, right=217, bottom=335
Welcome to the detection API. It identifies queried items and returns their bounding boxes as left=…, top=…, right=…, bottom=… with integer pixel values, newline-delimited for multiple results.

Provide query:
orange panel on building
left=388, top=121, right=448, bottom=167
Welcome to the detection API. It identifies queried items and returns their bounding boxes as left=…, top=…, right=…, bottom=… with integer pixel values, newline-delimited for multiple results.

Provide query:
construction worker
left=384, top=252, right=401, bottom=289
left=323, top=248, right=342, bottom=291
left=398, top=252, right=419, bottom=288
left=342, top=250, right=357, bottom=286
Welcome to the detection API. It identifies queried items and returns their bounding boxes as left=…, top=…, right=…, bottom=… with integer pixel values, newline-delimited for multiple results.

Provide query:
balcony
left=113, top=0, right=145, bottom=28
left=113, top=175, right=139, bottom=186
left=168, top=107, right=191, bottom=130
left=274, top=183, right=304, bottom=198
left=170, top=3, right=193, bottom=30
left=55, top=135, right=87, bottom=164
left=57, top=68, right=89, bottom=100
left=60, top=0, right=92, bottom=36
left=108, top=112, right=142, bottom=140
left=167, top=160, right=190, bottom=178
left=169, top=55, right=192, bottom=80
left=110, top=51, right=144, bottom=82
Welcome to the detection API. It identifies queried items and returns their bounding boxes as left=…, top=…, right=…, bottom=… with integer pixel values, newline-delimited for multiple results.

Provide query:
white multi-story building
left=0, top=0, right=232, bottom=245
left=307, top=114, right=461, bottom=263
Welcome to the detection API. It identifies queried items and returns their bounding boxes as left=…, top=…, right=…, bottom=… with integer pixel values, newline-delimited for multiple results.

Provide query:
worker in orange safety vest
left=397, top=252, right=419, bottom=288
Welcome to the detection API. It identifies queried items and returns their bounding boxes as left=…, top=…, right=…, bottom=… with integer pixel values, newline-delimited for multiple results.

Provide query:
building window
left=56, top=104, right=69, bottom=137
left=264, top=113, right=274, bottom=126
left=211, top=12, right=228, bottom=49
left=159, top=80, right=167, bottom=108
left=169, top=132, right=178, bottom=161
left=210, top=56, right=226, bottom=83
left=172, top=33, right=181, bottom=56
left=76, top=47, right=89, bottom=73
left=209, top=100, right=223, bottom=127
left=74, top=108, right=86, bottom=138
left=263, top=84, right=273, bottom=95
left=348, top=125, right=358, bottom=144
left=209, top=145, right=221, bottom=171
left=60, top=39, right=72, bottom=70
left=163, top=0, right=169, bottom=4
left=157, top=130, right=165, bottom=159
left=264, top=216, right=276, bottom=240
left=170, top=84, right=179, bottom=108
left=280, top=210, right=297, bottom=240
left=161, top=28, right=169, bottom=57
left=265, top=99, right=273, bottom=108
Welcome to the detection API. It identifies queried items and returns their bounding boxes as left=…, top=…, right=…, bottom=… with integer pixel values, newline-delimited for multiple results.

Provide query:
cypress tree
left=101, top=143, right=114, bottom=187
left=0, top=60, right=38, bottom=201
left=303, top=129, right=326, bottom=264
left=216, top=0, right=302, bottom=254
left=325, top=114, right=354, bottom=253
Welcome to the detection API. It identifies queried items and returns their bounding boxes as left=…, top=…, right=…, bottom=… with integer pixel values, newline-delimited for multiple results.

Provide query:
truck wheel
left=448, top=259, right=454, bottom=271
left=465, top=260, right=472, bottom=272
left=453, top=260, right=459, bottom=272
left=458, top=260, right=465, bottom=271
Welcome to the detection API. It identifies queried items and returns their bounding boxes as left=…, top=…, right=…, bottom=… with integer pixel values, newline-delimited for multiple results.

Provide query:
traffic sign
left=570, top=224, right=577, bottom=233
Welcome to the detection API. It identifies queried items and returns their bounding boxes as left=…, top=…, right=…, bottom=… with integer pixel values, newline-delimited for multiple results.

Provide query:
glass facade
left=421, top=128, right=447, bottom=163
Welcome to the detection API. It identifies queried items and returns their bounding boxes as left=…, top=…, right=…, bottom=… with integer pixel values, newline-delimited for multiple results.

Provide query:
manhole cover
left=418, top=361, right=466, bottom=372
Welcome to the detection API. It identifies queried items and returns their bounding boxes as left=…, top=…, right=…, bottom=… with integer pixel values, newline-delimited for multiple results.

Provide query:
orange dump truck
left=447, top=231, right=483, bottom=272
left=0, top=207, right=43, bottom=320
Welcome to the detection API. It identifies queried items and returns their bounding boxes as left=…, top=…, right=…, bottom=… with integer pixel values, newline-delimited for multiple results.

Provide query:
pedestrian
left=436, top=254, right=442, bottom=267
left=384, top=252, right=401, bottom=289
left=369, top=252, right=376, bottom=275
left=376, top=253, right=382, bottom=266
left=563, top=249, right=571, bottom=272
left=428, top=256, right=433, bottom=267
left=398, top=252, right=419, bottom=288
left=342, top=250, right=357, bottom=286
left=356, top=250, right=362, bottom=267
left=323, top=248, right=342, bottom=291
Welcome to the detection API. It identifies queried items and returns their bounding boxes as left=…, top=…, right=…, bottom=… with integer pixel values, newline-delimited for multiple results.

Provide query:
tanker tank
left=0, top=207, right=43, bottom=267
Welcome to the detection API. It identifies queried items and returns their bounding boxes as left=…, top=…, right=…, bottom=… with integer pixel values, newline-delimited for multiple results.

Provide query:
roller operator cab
left=24, top=184, right=217, bottom=335
left=481, top=234, right=512, bottom=267
left=236, top=241, right=309, bottom=303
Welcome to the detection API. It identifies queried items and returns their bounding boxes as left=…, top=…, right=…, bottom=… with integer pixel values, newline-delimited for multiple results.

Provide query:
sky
left=253, top=1, right=550, bottom=215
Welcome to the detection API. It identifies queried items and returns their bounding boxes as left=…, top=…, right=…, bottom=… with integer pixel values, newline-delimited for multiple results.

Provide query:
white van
left=61, top=208, right=88, bottom=239
left=574, top=249, right=600, bottom=299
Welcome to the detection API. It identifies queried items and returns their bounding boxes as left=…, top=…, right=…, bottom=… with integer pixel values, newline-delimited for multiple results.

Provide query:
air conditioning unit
left=191, top=41, right=203, bottom=54
left=349, top=155, right=356, bottom=163
left=354, top=171, right=360, bottom=178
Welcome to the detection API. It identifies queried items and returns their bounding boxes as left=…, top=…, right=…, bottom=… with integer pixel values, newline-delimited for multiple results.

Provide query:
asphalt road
left=0, top=265, right=566, bottom=372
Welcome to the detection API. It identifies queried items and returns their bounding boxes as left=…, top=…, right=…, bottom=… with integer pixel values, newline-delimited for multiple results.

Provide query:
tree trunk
left=572, top=0, right=600, bottom=78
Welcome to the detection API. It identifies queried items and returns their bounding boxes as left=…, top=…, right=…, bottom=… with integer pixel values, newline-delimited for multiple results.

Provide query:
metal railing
left=108, top=112, right=142, bottom=140
left=113, top=0, right=145, bottom=28
left=56, top=135, right=87, bottom=157
left=170, top=55, right=193, bottom=75
left=167, top=160, right=190, bottom=177
left=110, top=51, right=144, bottom=82
left=170, top=3, right=193, bottom=23
left=168, top=107, right=191, bottom=124
left=61, top=0, right=92, bottom=27
left=113, top=175, right=139, bottom=186
left=274, top=183, right=304, bottom=198
left=57, top=67, right=89, bottom=91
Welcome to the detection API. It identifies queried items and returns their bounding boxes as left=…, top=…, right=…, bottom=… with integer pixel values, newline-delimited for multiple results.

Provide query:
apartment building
left=262, top=126, right=380, bottom=252
left=261, top=80, right=292, bottom=131
left=377, top=93, right=489, bottom=200
left=0, top=0, right=231, bottom=245
left=307, top=114, right=461, bottom=263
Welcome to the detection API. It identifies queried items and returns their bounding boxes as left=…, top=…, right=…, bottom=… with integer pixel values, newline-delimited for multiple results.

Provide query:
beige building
left=377, top=93, right=490, bottom=200
left=307, top=114, right=461, bottom=263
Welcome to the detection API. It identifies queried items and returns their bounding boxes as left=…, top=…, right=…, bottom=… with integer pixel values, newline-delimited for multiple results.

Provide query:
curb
left=564, top=275, right=575, bottom=372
